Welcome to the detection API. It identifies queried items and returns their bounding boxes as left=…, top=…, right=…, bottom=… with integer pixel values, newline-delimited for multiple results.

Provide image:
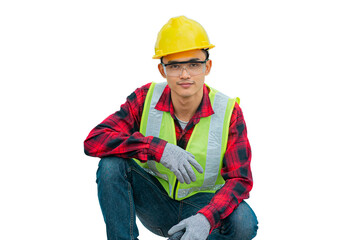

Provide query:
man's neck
left=171, top=89, right=203, bottom=122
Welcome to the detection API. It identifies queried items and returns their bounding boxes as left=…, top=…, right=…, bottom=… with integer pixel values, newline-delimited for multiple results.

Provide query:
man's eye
left=189, top=63, right=200, bottom=68
left=168, top=64, right=180, bottom=69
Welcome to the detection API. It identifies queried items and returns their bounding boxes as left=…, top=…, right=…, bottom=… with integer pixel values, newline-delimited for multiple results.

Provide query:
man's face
left=158, top=49, right=212, bottom=99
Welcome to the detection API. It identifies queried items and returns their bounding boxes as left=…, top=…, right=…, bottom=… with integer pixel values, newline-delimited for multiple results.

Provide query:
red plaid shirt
left=84, top=82, right=253, bottom=231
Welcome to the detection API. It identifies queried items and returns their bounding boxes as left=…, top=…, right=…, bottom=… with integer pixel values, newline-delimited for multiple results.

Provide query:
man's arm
left=197, top=103, right=253, bottom=232
left=84, top=83, right=167, bottom=162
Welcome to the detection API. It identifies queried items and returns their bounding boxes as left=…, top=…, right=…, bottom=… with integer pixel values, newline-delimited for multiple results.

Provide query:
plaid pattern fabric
left=84, top=82, right=253, bottom=231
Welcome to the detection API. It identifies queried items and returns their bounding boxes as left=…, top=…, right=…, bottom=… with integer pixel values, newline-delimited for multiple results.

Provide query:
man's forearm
left=197, top=178, right=252, bottom=232
left=84, top=108, right=166, bottom=161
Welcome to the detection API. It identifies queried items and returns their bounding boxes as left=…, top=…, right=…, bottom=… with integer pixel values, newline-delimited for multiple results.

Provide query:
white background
left=1, top=0, right=359, bottom=239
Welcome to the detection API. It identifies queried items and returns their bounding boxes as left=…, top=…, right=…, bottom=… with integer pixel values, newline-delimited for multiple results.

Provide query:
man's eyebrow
left=167, top=58, right=201, bottom=64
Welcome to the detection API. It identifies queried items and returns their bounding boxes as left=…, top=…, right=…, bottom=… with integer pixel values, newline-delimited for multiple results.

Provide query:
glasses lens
left=165, top=62, right=205, bottom=77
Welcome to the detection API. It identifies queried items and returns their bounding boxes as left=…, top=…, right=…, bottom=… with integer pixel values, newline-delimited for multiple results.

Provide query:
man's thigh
left=180, top=192, right=215, bottom=219
left=128, top=160, right=180, bottom=237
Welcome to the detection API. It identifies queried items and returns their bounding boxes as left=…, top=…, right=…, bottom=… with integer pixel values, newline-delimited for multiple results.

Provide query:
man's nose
left=179, top=67, right=191, bottom=79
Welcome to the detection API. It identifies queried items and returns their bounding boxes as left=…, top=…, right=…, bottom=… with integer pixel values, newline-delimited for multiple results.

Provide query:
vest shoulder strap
left=140, top=82, right=167, bottom=137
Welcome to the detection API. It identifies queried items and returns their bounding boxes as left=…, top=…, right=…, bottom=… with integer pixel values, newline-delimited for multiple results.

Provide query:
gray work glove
left=160, top=143, right=203, bottom=184
left=167, top=230, right=185, bottom=240
left=168, top=213, right=211, bottom=240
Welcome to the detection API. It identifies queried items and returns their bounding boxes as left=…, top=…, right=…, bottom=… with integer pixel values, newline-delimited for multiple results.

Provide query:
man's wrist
left=197, top=205, right=219, bottom=232
left=148, top=137, right=167, bottom=162
left=196, top=213, right=211, bottom=230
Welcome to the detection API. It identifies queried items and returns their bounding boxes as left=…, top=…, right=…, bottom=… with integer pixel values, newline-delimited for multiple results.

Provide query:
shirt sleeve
left=84, top=82, right=167, bottom=162
left=197, top=103, right=253, bottom=232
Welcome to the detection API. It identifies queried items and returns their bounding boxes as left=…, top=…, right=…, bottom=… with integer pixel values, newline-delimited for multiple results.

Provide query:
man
left=84, top=16, right=258, bottom=240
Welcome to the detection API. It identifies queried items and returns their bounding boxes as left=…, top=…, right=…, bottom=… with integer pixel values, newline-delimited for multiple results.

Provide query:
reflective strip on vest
left=144, top=82, right=169, bottom=181
left=177, top=184, right=224, bottom=199
left=204, top=91, right=228, bottom=187
left=146, top=82, right=167, bottom=137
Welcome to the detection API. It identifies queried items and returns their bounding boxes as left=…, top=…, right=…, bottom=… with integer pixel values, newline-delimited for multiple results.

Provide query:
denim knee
left=217, top=201, right=258, bottom=240
left=96, top=156, right=130, bottom=183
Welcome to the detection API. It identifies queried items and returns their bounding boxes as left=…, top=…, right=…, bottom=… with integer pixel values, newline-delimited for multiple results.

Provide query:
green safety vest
left=133, top=82, right=239, bottom=200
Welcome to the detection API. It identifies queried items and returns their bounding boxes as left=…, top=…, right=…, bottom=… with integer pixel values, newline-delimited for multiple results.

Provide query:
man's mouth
left=177, top=82, right=194, bottom=88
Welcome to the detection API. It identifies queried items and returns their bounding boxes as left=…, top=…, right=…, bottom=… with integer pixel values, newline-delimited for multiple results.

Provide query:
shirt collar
left=155, top=83, right=215, bottom=120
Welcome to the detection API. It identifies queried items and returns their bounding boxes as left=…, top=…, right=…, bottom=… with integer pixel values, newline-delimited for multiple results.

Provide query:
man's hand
left=160, top=143, right=203, bottom=184
left=168, top=214, right=211, bottom=240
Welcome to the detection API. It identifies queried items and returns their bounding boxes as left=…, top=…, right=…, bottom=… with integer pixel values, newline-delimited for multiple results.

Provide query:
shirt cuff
left=197, top=204, right=221, bottom=233
left=148, top=136, right=167, bottom=162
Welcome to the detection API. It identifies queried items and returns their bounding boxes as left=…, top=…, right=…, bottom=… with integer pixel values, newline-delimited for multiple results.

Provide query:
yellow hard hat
left=153, top=16, right=215, bottom=59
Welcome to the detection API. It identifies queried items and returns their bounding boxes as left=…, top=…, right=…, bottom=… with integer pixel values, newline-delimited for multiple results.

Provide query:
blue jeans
left=96, top=156, right=258, bottom=240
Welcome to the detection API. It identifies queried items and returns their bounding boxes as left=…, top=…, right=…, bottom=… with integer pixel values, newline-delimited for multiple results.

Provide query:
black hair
left=160, top=49, right=209, bottom=64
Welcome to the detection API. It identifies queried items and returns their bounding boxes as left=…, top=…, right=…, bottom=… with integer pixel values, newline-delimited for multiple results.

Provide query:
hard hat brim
left=152, top=44, right=215, bottom=59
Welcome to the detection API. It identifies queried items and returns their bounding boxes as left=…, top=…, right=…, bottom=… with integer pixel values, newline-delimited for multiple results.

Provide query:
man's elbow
left=84, top=140, right=96, bottom=157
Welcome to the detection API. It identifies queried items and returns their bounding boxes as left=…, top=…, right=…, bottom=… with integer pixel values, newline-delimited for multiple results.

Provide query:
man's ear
left=205, top=59, right=212, bottom=76
left=158, top=63, right=167, bottom=78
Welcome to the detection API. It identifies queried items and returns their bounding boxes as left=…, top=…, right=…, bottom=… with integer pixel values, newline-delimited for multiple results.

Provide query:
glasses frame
left=162, top=59, right=208, bottom=77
